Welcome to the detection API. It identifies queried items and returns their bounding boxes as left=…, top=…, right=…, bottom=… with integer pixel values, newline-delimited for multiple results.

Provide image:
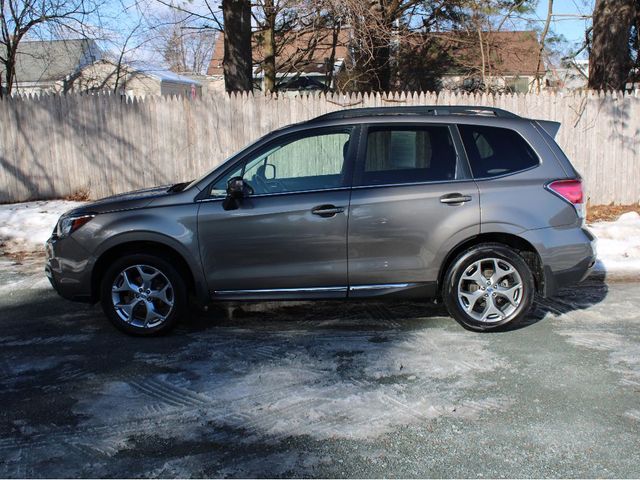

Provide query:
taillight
left=546, top=179, right=585, bottom=219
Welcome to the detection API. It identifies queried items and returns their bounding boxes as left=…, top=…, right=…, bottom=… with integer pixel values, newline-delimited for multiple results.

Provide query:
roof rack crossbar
left=309, top=105, right=519, bottom=122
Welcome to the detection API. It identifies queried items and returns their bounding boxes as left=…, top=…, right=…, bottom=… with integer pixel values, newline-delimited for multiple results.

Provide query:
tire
left=100, top=253, right=187, bottom=336
left=443, top=243, right=535, bottom=332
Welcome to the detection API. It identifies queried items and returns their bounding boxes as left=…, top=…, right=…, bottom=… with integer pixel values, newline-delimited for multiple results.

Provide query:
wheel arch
left=91, top=240, right=204, bottom=304
left=437, top=232, right=544, bottom=296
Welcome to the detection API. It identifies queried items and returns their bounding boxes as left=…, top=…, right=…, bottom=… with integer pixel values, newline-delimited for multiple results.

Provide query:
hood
left=65, top=184, right=174, bottom=216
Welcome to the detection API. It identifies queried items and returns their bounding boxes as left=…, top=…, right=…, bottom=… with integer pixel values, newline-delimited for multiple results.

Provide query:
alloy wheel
left=111, top=264, right=175, bottom=328
left=457, top=257, right=523, bottom=323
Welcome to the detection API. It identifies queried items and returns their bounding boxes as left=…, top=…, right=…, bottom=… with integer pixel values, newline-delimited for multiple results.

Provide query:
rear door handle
left=440, top=193, right=472, bottom=205
left=312, top=204, right=345, bottom=217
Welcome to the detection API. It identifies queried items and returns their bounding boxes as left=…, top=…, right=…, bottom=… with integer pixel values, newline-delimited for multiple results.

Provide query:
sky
left=22, top=0, right=596, bottom=68
left=533, top=0, right=594, bottom=57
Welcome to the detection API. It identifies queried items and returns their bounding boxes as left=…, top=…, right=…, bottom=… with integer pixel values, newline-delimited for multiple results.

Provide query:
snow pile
left=0, top=200, right=85, bottom=253
left=589, top=211, right=640, bottom=276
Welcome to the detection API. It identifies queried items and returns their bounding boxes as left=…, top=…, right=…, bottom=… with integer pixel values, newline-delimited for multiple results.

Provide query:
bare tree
left=160, top=23, right=216, bottom=74
left=588, top=0, right=638, bottom=91
left=535, top=0, right=553, bottom=93
left=155, top=0, right=252, bottom=92
left=0, top=0, right=102, bottom=97
left=339, top=0, right=467, bottom=92
left=457, top=0, right=536, bottom=94
left=251, top=0, right=347, bottom=93
left=256, top=0, right=277, bottom=92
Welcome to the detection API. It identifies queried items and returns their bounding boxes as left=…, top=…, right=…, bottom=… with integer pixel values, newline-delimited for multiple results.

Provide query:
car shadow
left=499, top=270, right=609, bottom=331
left=182, top=270, right=609, bottom=334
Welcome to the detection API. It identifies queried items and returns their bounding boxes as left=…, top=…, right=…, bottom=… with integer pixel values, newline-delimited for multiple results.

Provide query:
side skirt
left=211, top=282, right=437, bottom=301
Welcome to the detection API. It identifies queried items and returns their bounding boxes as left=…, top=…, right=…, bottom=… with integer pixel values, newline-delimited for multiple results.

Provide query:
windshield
left=183, top=133, right=275, bottom=191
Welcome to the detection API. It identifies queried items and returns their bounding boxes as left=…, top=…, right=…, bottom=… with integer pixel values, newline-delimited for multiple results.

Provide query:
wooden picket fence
left=0, top=90, right=639, bottom=205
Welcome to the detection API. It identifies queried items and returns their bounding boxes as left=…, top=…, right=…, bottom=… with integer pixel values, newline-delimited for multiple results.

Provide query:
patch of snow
left=589, top=211, right=640, bottom=276
left=0, top=200, right=85, bottom=253
left=74, top=327, right=509, bottom=442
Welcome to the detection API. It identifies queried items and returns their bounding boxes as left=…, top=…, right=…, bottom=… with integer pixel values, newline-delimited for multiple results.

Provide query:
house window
left=506, top=77, right=530, bottom=93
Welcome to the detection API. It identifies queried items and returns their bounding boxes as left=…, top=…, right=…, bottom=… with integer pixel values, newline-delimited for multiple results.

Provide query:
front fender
left=73, top=203, right=208, bottom=302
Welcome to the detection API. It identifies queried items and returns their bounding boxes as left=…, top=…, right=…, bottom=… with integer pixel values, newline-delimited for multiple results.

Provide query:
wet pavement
left=0, top=259, right=639, bottom=478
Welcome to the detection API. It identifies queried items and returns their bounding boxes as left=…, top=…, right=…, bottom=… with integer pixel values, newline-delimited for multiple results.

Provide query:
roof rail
left=309, top=105, right=520, bottom=122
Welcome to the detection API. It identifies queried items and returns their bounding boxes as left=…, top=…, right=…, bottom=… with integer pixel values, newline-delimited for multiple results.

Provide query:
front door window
left=210, top=129, right=352, bottom=197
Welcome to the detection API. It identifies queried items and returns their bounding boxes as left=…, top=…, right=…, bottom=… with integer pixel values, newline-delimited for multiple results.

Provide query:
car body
left=45, top=106, right=597, bottom=334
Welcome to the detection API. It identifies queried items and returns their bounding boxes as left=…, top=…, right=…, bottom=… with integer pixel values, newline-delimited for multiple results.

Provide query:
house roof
left=207, top=29, right=542, bottom=80
left=81, top=58, right=202, bottom=86
left=125, top=61, right=202, bottom=85
left=207, top=29, right=350, bottom=76
left=8, top=39, right=100, bottom=83
left=406, top=30, right=543, bottom=77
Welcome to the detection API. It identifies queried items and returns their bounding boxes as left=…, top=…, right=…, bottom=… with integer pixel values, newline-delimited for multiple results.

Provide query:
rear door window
left=458, top=125, right=539, bottom=178
left=356, top=126, right=459, bottom=186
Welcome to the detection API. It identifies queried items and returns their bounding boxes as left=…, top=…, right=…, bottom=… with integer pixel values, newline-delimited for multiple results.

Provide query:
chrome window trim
left=196, top=186, right=352, bottom=203
left=350, top=178, right=477, bottom=191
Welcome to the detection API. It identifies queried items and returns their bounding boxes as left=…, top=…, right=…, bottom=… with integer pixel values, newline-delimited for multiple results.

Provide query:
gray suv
left=45, top=106, right=596, bottom=335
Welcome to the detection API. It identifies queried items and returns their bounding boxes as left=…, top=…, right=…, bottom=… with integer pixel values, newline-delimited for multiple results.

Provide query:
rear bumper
left=45, top=236, right=96, bottom=303
left=542, top=254, right=596, bottom=297
left=521, top=225, right=597, bottom=297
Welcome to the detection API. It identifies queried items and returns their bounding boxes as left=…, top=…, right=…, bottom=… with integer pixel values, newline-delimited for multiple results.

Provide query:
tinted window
left=459, top=125, right=539, bottom=178
left=357, top=126, right=458, bottom=186
left=210, top=129, right=351, bottom=196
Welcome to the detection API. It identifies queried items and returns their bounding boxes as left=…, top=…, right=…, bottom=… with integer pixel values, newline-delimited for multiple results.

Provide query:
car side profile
left=45, top=105, right=596, bottom=335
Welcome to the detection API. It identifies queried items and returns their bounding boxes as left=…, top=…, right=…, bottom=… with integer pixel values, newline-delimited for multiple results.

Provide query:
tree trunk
left=373, top=42, right=391, bottom=92
left=589, top=0, right=636, bottom=91
left=535, top=0, right=553, bottom=93
left=262, top=0, right=277, bottom=93
left=325, top=24, right=341, bottom=92
left=222, top=0, right=253, bottom=92
left=1, top=44, right=18, bottom=98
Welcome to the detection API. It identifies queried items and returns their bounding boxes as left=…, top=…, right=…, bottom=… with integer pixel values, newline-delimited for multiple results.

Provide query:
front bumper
left=45, top=235, right=96, bottom=303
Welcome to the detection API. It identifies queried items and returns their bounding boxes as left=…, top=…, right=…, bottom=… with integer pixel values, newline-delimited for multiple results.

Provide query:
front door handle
left=312, top=204, right=345, bottom=217
left=440, top=193, right=472, bottom=205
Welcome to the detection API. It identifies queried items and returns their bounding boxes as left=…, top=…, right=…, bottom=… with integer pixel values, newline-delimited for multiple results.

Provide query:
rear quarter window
left=458, top=125, right=539, bottom=178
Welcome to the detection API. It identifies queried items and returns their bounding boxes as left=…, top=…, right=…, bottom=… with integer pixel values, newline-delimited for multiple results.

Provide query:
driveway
left=0, top=259, right=639, bottom=478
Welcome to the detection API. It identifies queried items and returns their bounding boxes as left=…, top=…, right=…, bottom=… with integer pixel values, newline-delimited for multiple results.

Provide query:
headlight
left=56, top=214, right=95, bottom=238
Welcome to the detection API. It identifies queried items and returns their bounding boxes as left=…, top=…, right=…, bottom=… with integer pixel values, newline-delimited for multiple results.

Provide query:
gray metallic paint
left=45, top=111, right=596, bottom=306
left=348, top=181, right=480, bottom=286
left=198, top=189, right=350, bottom=293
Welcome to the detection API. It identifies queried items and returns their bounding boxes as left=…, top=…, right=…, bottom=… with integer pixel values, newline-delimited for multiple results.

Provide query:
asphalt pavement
left=0, top=259, right=639, bottom=478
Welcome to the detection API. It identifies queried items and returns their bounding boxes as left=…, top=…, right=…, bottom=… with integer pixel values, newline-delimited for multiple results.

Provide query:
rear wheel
left=443, top=244, right=534, bottom=331
left=100, top=254, right=187, bottom=336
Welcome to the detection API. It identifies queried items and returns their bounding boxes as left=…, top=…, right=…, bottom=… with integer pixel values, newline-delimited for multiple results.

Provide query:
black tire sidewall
left=100, top=254, right=187, bottom=336
left=443, top=244, right=535, bottom=332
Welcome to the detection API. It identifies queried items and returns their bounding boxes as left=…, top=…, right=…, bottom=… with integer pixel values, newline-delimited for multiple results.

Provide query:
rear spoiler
left=535, top=120, right=561, bottom=139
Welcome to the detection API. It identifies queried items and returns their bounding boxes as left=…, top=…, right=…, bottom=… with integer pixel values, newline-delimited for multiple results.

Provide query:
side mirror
left=264, top=163, right=276, bottom=180
left=223, top=176, right=253, bottom=210
left=226, top=176, right=248, bottom=198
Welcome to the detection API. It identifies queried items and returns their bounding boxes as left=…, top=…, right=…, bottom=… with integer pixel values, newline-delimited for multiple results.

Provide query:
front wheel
left=443, top=244, right=535, bottom=332
left=100, top=254, right=187, bottom=336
